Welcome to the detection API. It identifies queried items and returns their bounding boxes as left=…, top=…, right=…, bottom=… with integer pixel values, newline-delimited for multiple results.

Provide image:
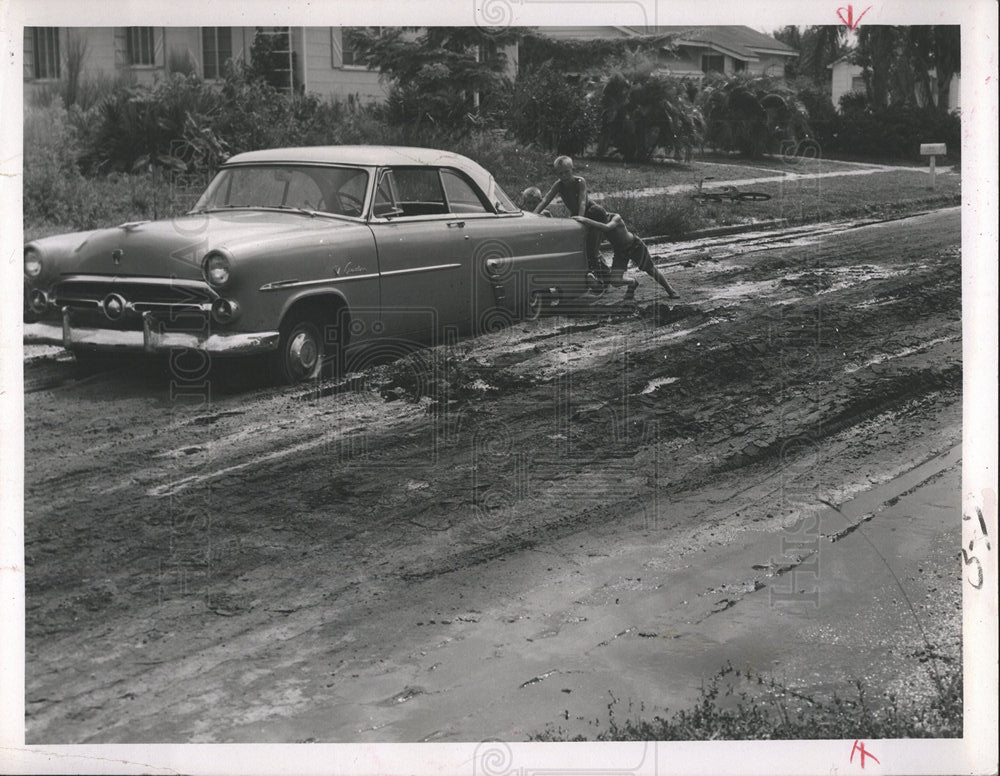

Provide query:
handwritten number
left=960, top=548, right=983, bottom=589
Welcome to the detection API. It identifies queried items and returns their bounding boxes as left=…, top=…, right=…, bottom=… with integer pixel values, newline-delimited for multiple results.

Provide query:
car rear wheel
left=526, top=291, right=546, bottom=321
left=271, top=313, right=337, bottom=385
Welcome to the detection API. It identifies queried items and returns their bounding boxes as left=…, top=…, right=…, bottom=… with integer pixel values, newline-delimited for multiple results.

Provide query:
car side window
left=384, top=168, right=448, bottom=217
left=372, top=171, right=399, bottom=218
left=441, top=170, right=489, bottom=214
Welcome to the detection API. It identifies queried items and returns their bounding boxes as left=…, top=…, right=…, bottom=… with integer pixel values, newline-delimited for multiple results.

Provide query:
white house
left=828, top=55, right=960, bottom=111
left=23, top=26, right=392, bottom=103
left=24, top=25, right=796, bottom=107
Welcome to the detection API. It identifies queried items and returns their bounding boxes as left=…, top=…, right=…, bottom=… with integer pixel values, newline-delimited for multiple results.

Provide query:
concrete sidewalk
left=593, top=163, right=955, bottom=201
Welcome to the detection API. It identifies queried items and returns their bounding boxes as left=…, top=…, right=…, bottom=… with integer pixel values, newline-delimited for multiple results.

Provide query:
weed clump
left=531, top=662, right=962, bottom=741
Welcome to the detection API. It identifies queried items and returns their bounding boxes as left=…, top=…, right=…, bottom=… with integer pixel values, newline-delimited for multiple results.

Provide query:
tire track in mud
left=21, top=209, right=964, bottom=742
left=24, top=225, right=961, bottom=581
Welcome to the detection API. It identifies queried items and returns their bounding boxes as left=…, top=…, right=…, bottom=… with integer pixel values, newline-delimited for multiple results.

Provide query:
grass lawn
left=543, top=165, right=960, bottom=239
left=669, top=167, right=960, bottom=231
left=564, top=155, right=872, bottom=196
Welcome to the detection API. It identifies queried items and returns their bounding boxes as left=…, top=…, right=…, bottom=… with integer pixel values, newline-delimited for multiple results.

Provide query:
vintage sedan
left=24, top=146, right=590, bottom=383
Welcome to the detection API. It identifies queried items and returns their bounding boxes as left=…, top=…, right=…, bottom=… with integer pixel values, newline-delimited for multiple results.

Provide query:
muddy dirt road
left=22, top=208, right=962, bottom=743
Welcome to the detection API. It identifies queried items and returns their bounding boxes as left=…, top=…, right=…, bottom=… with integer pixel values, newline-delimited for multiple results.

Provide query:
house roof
left=827, top=51, right=858, bottom=68
left=617, top=25, right=798, bottom=59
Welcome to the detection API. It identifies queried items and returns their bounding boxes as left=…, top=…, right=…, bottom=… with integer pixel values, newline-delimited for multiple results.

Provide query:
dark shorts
left=611, top=236, right=654, bottom=273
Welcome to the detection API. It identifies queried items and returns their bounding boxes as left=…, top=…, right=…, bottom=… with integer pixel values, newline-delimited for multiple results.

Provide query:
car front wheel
left=271, top=315, right=330, bottom=385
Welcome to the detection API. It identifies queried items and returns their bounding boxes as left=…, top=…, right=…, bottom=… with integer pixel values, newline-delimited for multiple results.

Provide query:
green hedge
left=832, top=99, right=961, bottom=160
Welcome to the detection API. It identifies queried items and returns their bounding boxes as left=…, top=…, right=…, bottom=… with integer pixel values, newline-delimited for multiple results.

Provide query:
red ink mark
left=850, top=739, right=880, bottom=768
left=837, top=5, right=872, bottom=31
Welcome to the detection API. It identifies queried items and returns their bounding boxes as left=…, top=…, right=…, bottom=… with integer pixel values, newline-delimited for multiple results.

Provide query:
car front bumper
left=24, top=308, right=279, bottom=356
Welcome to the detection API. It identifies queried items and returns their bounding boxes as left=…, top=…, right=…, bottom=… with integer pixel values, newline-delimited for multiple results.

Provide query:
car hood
left=31, top=211, right=362, bottom=281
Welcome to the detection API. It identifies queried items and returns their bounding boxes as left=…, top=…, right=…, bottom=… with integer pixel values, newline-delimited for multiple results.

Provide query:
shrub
left=600, top=192, right=707, bottom=238
left=597, top=67, right=704, bottom=162
left=793, top=81, right=840, bottom=154
left=835, top=97, right=960, bottom=160
left=508, top=67, right=598, bottom=156
left=83, top=73, right=221, bottom=173
left=23, top=104, right=87, bottom=226
left=698, top=73, right=812, bottom=158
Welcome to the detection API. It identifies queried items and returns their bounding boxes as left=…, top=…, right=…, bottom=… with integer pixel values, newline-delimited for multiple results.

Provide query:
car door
left=452, top=177, right=588, bottom=328
left=368, top=167, right=471, bottom=343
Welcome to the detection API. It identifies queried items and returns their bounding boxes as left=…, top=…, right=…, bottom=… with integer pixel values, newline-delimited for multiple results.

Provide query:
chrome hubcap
left=288, top=331, right=318, bottom=375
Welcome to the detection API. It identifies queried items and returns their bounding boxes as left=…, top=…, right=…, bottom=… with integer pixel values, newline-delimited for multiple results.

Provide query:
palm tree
left=800, top=26, right=848, bottom=84
left=932, top=26, right=960, bottom=113
left=597, top=60, right=704, bottom=162
left=856, top=26, right=901, bottom=109
left=698, top=74, right=810, bottom=158
left=856, top=25, right=960, bottom=112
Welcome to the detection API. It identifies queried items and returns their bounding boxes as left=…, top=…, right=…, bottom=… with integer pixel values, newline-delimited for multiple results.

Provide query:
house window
left=733, top=59, right=747, bottom=73
left=701, top=54, right=725, bottom=74
left=126, top=27, right=156, bottom=66
left=340, top=27, right=382, bottom=68
left=202, top=27, right=232, bottom=79
left=850, top=75, right=865, bottom=92
left=31, top=28, right=60, bottom=80
left=477, top=40, right=498, bottom=64
left=252, top=27, right=294, bottom=91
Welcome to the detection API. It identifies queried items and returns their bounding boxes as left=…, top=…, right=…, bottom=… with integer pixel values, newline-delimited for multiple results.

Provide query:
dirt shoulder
left=22, top=209, right=962, bottom=742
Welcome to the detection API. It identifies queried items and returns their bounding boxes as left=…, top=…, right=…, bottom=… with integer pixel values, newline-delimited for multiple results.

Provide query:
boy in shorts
left=572, top=212, right=681, bottom=300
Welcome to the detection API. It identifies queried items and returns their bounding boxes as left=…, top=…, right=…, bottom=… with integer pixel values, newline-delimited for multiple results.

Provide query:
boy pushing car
left=572, top=211, right=681, bottom=301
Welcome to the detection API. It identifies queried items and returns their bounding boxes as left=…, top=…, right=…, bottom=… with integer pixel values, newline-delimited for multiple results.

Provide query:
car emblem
left=101, top=293, right=128, bottom=321
left=112, top=248, right=123, bottom=266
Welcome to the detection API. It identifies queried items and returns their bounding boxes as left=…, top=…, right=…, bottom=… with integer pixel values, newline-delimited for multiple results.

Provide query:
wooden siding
left=304, top=27, right=387, bottom=103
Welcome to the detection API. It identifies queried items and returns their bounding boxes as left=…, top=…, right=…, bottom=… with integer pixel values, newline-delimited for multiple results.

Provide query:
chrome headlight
left=24, top=247, right=42, bottom=278
left=211, top=298, right=241, bottom=324
left=203, top=251, right=232, bottom=288
left=28, top=289, right=49, bottom=314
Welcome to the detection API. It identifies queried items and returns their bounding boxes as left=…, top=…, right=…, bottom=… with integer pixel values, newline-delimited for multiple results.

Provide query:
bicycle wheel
left=690, top=193, right=723, bottom=204
left=737, top=192, right=772, bottom=202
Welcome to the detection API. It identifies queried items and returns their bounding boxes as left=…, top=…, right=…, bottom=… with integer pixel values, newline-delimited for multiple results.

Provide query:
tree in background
left=773, top=25, right=848, bottom=85
left=930, top=26, right=961, bottom=114
left=508, top=66, right=597, bottom=156
left=351, top=27, right=520, bottom=132
left=855, top=25, right=959, bottom=112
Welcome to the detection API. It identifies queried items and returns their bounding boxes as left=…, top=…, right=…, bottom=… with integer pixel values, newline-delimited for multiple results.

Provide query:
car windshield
left=194, top=165, right=370, bottom=218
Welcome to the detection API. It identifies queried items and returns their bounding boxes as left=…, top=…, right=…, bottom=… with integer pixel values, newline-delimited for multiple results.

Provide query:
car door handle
left=446, top=221, right=465, bottom=228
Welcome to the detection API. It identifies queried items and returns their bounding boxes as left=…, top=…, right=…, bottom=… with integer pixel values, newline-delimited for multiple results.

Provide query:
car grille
left=52, top=276, right=216, bottom=332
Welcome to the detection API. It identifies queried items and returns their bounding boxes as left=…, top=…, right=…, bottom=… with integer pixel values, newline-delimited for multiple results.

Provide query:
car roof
left=224, top=145, right=500, bottom=198
left=226, top=145, right=479, bottom=172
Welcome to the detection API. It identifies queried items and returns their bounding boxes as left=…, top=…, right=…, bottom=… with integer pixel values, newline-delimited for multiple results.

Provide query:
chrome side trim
left=380, top=263, right=462, bottom=277
left=259, top=273, right=380, bottom=291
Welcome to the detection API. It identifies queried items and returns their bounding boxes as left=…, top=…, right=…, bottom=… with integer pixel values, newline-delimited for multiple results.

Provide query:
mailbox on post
left=920, top=143, right=947, bottom=188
